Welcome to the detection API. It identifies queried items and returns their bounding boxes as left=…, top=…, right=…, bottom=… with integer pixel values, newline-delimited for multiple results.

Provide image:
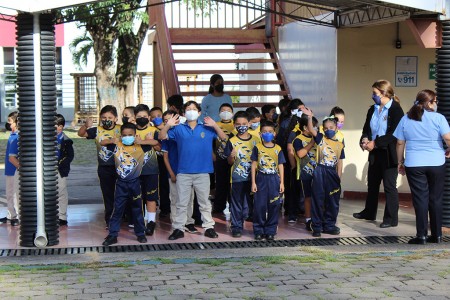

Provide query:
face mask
left=152, top=117, right=163, bottom=126
left=337, top=123, right=344, bottom=130
left=102, top=120, right=113, bottom=129
left=324, top=130, right=336, bottom=139
left=261, top=132, right=275, bottom=143
left=5, top=122, right=11, bottom=131
left=250, top=122, right=260, bottom=130
left=136, top=117, right=149, bottom=127
left=296, top=111, right=303, bottom=118
left=372, top=94, right=382, bottom=105
left=179, top=116, right=187, bottom=124
left=236, top=125, right=248, bottom=135
left=214, top=84, right=224, bottom=93
left=219, top=111, right=233, bottom=121
left=122, top=116, right=129, bottom=124
left=185, top=110, right=199, bottom=121
left=122, top=136, right=135, bottom=146
left=272, top=113, right=278, bottom=122
left=291, top=109, right=298, bottom=115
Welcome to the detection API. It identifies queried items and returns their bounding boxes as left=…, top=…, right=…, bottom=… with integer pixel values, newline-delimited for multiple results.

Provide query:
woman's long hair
left=372, top=79, right=400, bottom=103
left=278, top=98, right=304, bottom=127
left=208, top=74, right=223, bottom=94
left=407, top=89, right=436, bottom=121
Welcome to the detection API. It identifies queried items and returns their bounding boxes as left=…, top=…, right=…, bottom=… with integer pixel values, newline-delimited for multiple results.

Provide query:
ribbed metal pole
left=436, top=20, right=450, bottom=227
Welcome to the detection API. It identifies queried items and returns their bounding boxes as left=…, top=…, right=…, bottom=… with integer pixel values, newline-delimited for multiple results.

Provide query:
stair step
left=170, top=28, right=267, bottom=44
left=177, top=69, right=279, bottom=75
left=172, top=49, right=272, bottom=54
left=181, top=91, right=288, bottom=97
left=178, top=80, right=283, bottom=85
left=174, top=59, right=275, bottom=64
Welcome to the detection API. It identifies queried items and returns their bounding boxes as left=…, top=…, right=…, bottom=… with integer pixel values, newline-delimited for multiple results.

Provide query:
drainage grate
left=0, top=236, right=448, bottom=257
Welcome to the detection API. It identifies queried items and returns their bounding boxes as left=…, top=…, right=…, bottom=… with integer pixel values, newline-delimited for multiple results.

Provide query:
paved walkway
left=0, top=244, right=449, bottom=299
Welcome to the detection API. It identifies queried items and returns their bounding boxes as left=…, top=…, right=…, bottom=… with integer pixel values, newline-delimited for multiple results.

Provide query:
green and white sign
left=429, top=63, right=436, bottom=80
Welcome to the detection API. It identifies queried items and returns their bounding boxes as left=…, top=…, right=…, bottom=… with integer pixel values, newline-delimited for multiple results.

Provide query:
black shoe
left=59, top=219, right=68, bottom=226
left=204, top=228, right=219, bottom=238
left=312, top=231, right=321, bottom=237
left=145, top=221, right=156, bottom=236
left=137, top=235, right=147, bottom=243
left=380, top=223, right=397, bottom=228
left=168, top=229, right=184, bottom=240
left=10, top=219, right=19, bottom=226
left=102, top=235, right=118, bottom=246
left=305, top=220, right=313, bottom=232
left=185, top=224, right=198, bottom=234
left=254, top=234, right=264, bottom=241
left=426, top=236, right=442, bottom=244
left=288, top=216, right=297, bottom=223
left=353, top=212, right=375, bottom=221
left=408, top=237, right=426, bottom=245
left=266, top=234, right=275, bottom=241
left=232, top=230, right=242, bottom=238
left=323, top=226, right=340, bottom=235
left=0, top=217, right=7, bottom=224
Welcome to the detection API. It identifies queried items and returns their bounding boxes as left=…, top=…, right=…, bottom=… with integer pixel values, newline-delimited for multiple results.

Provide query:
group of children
left=1, top=96, right=345, bottom=244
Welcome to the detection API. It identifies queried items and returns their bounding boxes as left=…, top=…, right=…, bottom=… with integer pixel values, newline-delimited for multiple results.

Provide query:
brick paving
left=0, top=247, right=449, bottom=299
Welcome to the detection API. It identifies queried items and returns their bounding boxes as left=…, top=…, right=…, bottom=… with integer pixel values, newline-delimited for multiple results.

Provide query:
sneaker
left=145, top=221, right=156, bottom=236
left=305, top=219, right=312, bottom=232
left=59, top=219, right=68, bottom=226
left=102, top=235, right=118, bottom=246
left=137, top=235, right=147, bottom=243
left=10, top=219, right=19, bottom=226
left=185, top=224, right=198, bottom=234
left=266, top=234, right=275, bottom=241
left=254, top=234, right=264, bottom=241
left=204, top=228, right=219, bottom=238
left=232, top=230, right=242, bottom=238
left=323, top=226, right=340, bottom=235
left=288, top=216, right=297, bottom=223
left=0, top=217, right=7, bottom=224
left=168, top=229, right=184, bottom=240
left=312, top=231, right=321, bottom=237
left=128, top=223, right=134, bottom=228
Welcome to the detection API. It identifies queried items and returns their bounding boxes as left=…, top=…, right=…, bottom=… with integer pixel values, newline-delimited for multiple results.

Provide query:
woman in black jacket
left=353, top=79, right=404, bottom=228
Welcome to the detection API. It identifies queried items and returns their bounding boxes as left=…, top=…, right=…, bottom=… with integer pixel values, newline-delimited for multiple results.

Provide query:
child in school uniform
left=292, top=115, right=318, bottom=231
left=213, top=103, right=234, bottom=213
left=251, top=120, right=285, bottom=241
left=78, top=105, right=121, bottom=227
left=246, top=107, right=262, bottom=142
left=302, top=107, right=345, bottom=237
left=122, top=106, right=136, bottom=124
left=224, top=111, right=259, bottom=237
left=55, top=114, right=74, bottom=226
left=134, top=104, right=160, bottom=236
left=102, top=122, right=154, bottom=246
left=160, top=101, right=227, bottom=240
left=1, top=111, right=20, bottom=226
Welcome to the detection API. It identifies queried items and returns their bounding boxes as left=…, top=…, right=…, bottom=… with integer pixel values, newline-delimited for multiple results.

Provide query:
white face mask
left=296, top=111, right=303, bottom=118
left=219, top=111, right=233, bottom=121
left=291, top=109, right=298, bottom=115
left=179, top=116, right=187, bottom=124
left=185, top=110, right=199, bottom=121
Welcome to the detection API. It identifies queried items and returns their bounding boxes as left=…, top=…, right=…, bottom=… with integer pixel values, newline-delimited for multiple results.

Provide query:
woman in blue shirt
left=201, top=74, right=233, bottom=122
left=353, top=79, right=404, bottom=228
left=394, top=89, right=450, bottom=244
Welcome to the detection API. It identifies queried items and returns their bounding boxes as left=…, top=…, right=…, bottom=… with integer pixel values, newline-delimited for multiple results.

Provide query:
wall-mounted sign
left=395, top=56, right=418, bottom=87
left=429, top=63, right=436, bottom=80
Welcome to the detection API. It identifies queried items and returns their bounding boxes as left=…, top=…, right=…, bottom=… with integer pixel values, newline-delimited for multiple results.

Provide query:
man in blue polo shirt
left=159, top=101, right=227, bottom=240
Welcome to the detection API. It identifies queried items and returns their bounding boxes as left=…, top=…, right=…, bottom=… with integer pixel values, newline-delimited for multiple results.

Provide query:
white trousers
left=57, top=173, right=69, bottom=221
left=5, top=172, right=19, bottom=219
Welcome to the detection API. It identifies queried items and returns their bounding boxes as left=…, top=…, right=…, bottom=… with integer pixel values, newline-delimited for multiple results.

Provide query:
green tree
left=60, top=0, right=149, bottom=114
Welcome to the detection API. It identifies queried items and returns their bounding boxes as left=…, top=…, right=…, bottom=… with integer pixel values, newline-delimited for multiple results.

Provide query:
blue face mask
left=122, top=136, right=135, bottom=146
left=250, top=122, right=260, bottom=130
left=372, top=94, right=382, bottom=105
left=261, top=132, right=274, bottom=142
left=153, top=117, right=163, bottom=126
left=324, top=130, right=336, bottom=139
left=272, top=113, right=278, bottom=122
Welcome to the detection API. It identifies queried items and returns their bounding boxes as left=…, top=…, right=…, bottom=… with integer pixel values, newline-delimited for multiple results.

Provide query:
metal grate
left=1, top=236, right=449, bottom=257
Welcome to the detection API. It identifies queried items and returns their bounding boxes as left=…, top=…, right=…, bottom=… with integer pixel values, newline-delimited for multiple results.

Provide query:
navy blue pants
left=405, top=165, right=444, bottom=238
left=109, top=178, right=145, bottom=237
left=98, top=165, right=117, bottom=225
left=158, top=155, right=171, bottom=214
left=311, top=165, right=341, bottom=232
left=230, top=181, right=250, bottom=231
left=214, top=158, right=231, bottom=211
left=140, top=174, right=159, bottom=204
left=253, top=173, right=281, bottom=235
left=289, top=167, right=305, bottom=217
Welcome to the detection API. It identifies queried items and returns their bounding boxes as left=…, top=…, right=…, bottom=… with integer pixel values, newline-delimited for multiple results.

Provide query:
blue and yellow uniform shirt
left=136, top=126, right=159, bottom=175
left=292, top=134, right=317, bottom=179
left=224, top=135, right=259, bottom=183
left=314, top=132, right=345, bottom=168
left=109, top=141, right=152, bottom=181
left=251, top=143, right=286, bottom=175
left=87, top=125, right=121, bottom=166
left=248, top=126, right=261, bottom=143
left=216, top=120, right=235, bottom=160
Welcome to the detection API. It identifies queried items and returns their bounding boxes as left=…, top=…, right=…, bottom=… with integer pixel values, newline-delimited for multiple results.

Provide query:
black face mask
left=122, top=116, right=129, bottom=124
left=5, top=122, right=11, bottom=131
left=102, top=120, right=114, bottom=129
left=136, top=117, right=149, bottom=127
left=214, top=84, right=224, bottom=93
